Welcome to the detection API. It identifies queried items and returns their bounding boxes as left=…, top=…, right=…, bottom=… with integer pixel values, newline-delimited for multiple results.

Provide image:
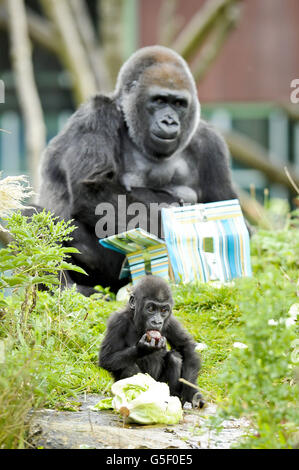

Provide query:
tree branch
left=99, top=0, right=125, bottom=86
left=68, top=0, right=111, bottom=92
left=0, top=4, right=59, bottom=54
left=173, top=0, right=241, bottom=61
left=6, top=0, right=46, bottom=192
left=225, top=130, right=299, bottom=192
left=192, top=3, right=240, bottom=82
left=39, top=0, right=98, bottom=104
left=157, top=0, right=183, bottom=47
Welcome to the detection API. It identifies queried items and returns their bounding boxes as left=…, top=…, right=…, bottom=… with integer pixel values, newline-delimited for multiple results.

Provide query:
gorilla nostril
left=105, top=171, right=114, bottom=180
left=161, top=118, right=177, bottom=127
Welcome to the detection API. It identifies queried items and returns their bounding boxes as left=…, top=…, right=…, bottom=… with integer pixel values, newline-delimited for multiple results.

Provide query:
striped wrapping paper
left=162, top=199, right=252, bottom=283
left=99, top=228, right=169, bottom=284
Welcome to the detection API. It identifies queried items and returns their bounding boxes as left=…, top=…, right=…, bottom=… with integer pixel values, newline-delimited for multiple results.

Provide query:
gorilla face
left=116, top=46, right=200, bottom=160
left=144, top=86, right=191, bottom=158
left=129, top=275, right=173, bottom=334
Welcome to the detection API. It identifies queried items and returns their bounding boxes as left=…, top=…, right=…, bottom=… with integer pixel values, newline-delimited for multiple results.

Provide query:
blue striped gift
left=162, top=199, right=251, bottom=283
left=99, top=228, right=169, bottom=284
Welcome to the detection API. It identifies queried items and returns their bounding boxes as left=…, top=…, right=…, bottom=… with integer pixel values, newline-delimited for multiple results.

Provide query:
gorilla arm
left=99, top=312, right=140, bottom=371
left=61, top=96, right=121, bottom=224
left=190, top=121, right=238, bottom=203
left=166, top=316, right=201, bottom=403
left=38, top=95, right=121, bottom=225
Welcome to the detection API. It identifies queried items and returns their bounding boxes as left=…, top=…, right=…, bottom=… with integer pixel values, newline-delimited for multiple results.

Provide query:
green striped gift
left=161, top=199, right=251, bottom=283
left=99, top=228, right=169, bottom=284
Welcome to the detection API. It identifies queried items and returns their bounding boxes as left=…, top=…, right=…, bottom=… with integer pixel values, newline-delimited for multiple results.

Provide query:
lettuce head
left=111, top=373, right=183, bottom=425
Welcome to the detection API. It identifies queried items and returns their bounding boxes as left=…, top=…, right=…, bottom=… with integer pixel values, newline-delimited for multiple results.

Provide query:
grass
left=173, top=281, right=243, bottom=401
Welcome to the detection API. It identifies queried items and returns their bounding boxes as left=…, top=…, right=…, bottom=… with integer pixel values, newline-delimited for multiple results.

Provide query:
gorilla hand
left=137, top=332, right=166, bottom=354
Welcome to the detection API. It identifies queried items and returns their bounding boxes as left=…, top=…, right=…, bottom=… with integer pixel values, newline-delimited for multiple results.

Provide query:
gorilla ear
left=126, top=80, right=138, bottom=93
left=129, top=295, right=136, bottom=310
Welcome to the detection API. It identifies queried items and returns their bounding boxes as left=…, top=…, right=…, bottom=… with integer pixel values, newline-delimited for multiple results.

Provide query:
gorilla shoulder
left=38, top=94, right=122, bottom=215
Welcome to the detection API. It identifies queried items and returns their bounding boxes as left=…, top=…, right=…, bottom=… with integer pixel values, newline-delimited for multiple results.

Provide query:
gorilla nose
left=161, top=114, right=176, bottom=126
left=150, top=320, right=163, bottom=330
left=157, top=118, right=180, bottom=139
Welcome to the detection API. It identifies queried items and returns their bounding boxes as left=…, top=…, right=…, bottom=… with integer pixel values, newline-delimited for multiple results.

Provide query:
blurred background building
left=0, top=0, right=298, bottom=207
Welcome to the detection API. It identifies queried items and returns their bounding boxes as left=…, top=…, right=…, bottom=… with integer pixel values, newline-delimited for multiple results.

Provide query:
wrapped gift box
left=99, top=228, right=169, bottom=284
left=161, top=199, right=251, bottom=283
left=99, top=199, right=251, bottom=285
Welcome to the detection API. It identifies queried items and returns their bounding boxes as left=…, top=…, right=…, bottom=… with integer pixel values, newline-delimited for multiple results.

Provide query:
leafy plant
left=214, top=269, right=299, bottom=448
left=0, top=210, right=86, bottom=327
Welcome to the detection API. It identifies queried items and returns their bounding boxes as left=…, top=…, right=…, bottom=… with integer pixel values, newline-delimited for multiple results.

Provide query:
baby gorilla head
left=129, top=275, right=174, bottom=335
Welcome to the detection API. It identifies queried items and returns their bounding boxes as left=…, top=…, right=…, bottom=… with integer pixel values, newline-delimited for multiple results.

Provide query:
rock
left=28, top=394, right=251, bottom=449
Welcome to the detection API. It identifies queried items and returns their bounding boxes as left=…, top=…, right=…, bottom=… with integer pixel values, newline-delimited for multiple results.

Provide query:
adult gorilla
left=37, top=46, right=238, bottom=295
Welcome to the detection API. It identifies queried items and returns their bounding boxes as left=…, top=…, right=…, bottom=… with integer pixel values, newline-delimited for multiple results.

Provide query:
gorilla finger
left=139, top=333, right=148, bottom=344
left=157, top=336, right=166, bottom=349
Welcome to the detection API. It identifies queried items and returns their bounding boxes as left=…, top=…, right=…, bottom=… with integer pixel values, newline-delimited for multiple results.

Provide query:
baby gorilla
left=99, top=275, right=204, bottom=408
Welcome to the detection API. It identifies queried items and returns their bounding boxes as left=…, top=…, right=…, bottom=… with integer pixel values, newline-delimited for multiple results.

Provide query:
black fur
left=99, top=275, right=204, bottom=407
left=37, top=46, right=238, bottom=294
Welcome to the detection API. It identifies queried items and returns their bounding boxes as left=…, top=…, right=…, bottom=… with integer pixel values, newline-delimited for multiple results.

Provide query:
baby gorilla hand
left=137, top=331, right=166, bottom=355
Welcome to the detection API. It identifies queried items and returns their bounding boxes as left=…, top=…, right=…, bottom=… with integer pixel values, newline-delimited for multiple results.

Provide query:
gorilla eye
left=152, top=96, right=167, bottom=105
left=147, top=303, right=155, bottom=312
left=175, top=99, right=187, bottom=108
left=161, top=306, right=169, bottom=314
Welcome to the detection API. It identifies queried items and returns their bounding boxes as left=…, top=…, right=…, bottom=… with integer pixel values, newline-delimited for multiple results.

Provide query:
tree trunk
left=225, top=130, right=299, bottom=193
left=40, top=0, right=98, bottom=104
left=99, top=0, right=125, bottom=87
left=69, top=0, right=111, bottom=92
left=192, top=3, right=240, bottom=82
left=6, top=0, right=46, bottom=192
left=0, top=5, right=59, bottom=55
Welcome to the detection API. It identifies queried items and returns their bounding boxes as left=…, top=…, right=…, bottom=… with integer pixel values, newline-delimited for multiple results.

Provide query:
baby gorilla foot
left=192, top=391, right=205, bottom=409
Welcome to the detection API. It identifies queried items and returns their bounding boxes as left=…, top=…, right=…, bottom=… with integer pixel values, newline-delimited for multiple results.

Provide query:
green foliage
left=0, top=351, right=38, bottom=449
left=211, top=216, right=299, bottom=448
left=173, top=282, right=242, bottom=401
left=0, top=285, right=116, bottom=448
left=0, top=210, right=86, bottom=291
left=0, top=211, right=87, bottom=330
left=214, top=271, right=299, bottom=448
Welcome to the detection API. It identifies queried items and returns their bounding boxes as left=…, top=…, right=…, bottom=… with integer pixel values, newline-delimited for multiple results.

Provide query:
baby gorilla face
left=143, top=300, right=171, bottom=332
left=129, top=275, right=173, bottom=335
